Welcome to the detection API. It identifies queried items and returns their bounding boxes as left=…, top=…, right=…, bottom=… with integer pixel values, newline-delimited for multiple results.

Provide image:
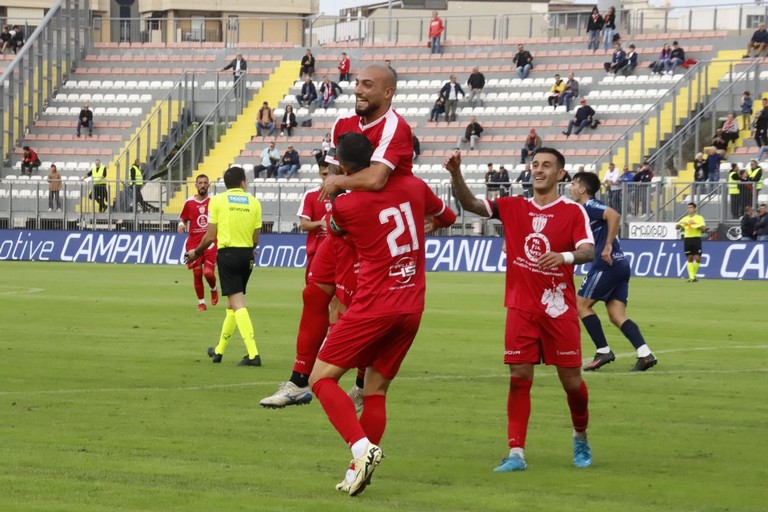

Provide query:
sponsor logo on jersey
left=227, top=194, right=249, bottom=204
left=389, top=256, right=416, bottom=283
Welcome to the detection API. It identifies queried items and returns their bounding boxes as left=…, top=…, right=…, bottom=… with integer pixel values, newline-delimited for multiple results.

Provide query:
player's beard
left=355, top=96, right=378, bottom=118
left=197, top=187, right=208, bottom=197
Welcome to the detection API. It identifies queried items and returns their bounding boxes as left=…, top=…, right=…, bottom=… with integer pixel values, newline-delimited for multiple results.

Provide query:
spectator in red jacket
left=429, top=11, right=444, bottom=54
left=338, top=52, right=351, bottom=82
left=21, top=145, right=41, bottom=176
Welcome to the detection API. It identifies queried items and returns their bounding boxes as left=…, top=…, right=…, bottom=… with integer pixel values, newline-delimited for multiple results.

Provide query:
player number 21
left=379, top=202, right=419, bottom=257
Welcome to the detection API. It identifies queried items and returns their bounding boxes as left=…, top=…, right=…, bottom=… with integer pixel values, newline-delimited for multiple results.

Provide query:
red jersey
left=338, top=57, right=350, bottom=74
left=484, top=195, right=593, bottom=320
left=329, top=174, right=447, bottom=316
left=326, top=108, right=413, bottom=177
left=180, top=195, right=213, bottom=249
left=297, top=187, right=331, bottom=257
left=429, top=17, right=444, bottom=38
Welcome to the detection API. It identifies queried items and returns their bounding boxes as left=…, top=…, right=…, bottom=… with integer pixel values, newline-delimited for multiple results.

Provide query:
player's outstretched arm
left=443, top=152, right=488, bottom=216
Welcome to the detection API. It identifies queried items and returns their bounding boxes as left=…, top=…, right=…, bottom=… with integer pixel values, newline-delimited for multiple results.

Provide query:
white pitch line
left=1, top=345, right=766, bottom=397
left=0, top=286, right=44, bottom=296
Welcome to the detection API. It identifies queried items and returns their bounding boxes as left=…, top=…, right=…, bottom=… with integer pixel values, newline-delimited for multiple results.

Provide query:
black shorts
left=684, top=237, right=702, bottom=256
left=217, top=247, right=255, bottom=296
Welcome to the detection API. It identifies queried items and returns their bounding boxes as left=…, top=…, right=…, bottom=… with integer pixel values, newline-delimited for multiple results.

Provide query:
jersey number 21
left=379, top=202, right=419, bottom=257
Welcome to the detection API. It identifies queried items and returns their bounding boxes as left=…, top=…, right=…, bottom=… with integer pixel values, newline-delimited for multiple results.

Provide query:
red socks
left=506, top=376, right=533, bottom=448
left=192, top=266, right=204, bottom=300
left=566, top=380, right=589, bottom=433
left=360, top=394, right=386, bottom=445
left=293, top=284, right=332, bottom=375
left=312, top=378, right=366, bottom=446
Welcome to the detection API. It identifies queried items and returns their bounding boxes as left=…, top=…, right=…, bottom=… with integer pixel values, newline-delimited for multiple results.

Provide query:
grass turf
left=0, top=262, right=765, bottom=511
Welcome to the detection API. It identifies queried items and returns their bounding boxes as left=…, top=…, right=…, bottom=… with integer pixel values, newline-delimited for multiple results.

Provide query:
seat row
left=53, top=93, right=153, bottom=103
left=43, top=106, right=145, bottom=117
left=74, top=66, right=274, bottom=76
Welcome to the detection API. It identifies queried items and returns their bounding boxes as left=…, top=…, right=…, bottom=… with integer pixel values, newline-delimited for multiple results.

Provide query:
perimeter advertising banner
left=0, top=230, right=766, bottom=280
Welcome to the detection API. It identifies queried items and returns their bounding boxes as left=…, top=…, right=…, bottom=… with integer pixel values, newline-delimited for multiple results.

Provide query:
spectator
left=256, top=101, right=276, bottom=138
left=602, top=7, right=617, bottom=51
left=0, top=26, right=11, bottom=54
left=317, top=76, right=342, bottom=109
left=255, top=142, right=280, bottom=179
left=619, top=44, right=638, bottom=76
left=754, top=97, right=768, bottom=148
left=704, top=146, right=727, bottom=189
left=76, top=103, right=93, bottom=138
left=429, top=11, right=444, bottom=54
left=338, top=52, right=351, bottom=82
left=222, top=53, right=247, bottom=97
left=755, top=204, right=768, bottom=241
left=277, top=145, right=301, bottom=179
left=604, top=42, right=626, bottom=74
left=384, top=59, right=398, bottom=80
left=632, top=161, right=654, bottom=216
left=9, top=25, right=23, bottom=54
left=560, top=72, right=580, bottom=111
left=295, top=77, right=318, bottom=108
left=429, top=95, right=445, bottom=122
left=440, top=74, right=465, bottom=122
left=667, top=41, right=685, bottom=75
left=21, top=145, right=41, bottom=176
left=413, top=134, right=421, bottom=161
left=744, top=22, right=768, bottom=59
left=738, top=168, right=754, bottom=219
left=496, top=165, right=511, bottom=197
left=563, top=98, right=596, bottom=136
left=741, top=205, right=757, bottom=240
left=321, top=132, right=332, bottom=159
left=484, top=163, right=499, bottom=198
left=47, top=164, right=62, bottom=212
left=720, top=113, right=740, bottom=146
left=740, top=91, right=754, bottom=131
left=456, top=116, right=483, bottom=151
left=547, top=74, right=565, bottom=107
left=651, top=43, right=671, bottom=75
left=586, top=7, right=604, bottom=52
left=82, top=158, right=109, bottom=212
left=520, top=128, right=541, bottom=163
left=513, top=44, right=533, bottom=80
left=280, top=105, right=297, bottom=137
left=300, top=49, right=315, bottom=78
left=711, top=128, right=728, bottom=151
left=693, top=152, right=707, bottom=183
left=516, top=162, right=533, bottom=198
left=466, top=67, right=486, bottom=106
left=602, top=162, right=622, bottom=211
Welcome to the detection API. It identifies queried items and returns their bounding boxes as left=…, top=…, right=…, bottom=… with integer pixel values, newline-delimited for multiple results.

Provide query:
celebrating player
left=178, top=175, right=218, bottom=311
left=570, top=172, right=658, bottom=372
left=445, top=148, right=595, bottom=472
left=297, top=160, right=332, bottom=281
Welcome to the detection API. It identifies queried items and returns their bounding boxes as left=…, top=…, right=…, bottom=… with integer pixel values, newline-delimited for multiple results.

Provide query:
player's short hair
left=688, top=202, right=697, bottom=208
left=224, top=166, right=246, bottom=188
left=535, top=147, right=566, bottom=170
left=336, top=132, right=373, bottom=174
left=196, top=174, right=208, bottom=182
left=573, top=171, right=600, bottom=197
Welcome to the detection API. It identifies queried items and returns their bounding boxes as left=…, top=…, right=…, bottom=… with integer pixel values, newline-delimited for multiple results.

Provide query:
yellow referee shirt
left=678, top=214, right=705, bottom=238
left=208, top=188, right=262, bottom=248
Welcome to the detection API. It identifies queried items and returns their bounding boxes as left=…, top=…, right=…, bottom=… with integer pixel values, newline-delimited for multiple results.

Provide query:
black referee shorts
left=217, top=247, right=255, bottom=296
left=684, top=237, right=702, bottom=256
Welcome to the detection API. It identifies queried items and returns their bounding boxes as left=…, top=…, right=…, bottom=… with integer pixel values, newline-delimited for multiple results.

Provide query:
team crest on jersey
left=198, top=206, right=206, bottom=214
left=532, top=215, right=548, bottom=233
left=541, top=280, right=568, bottom=318
left=389, top=256, right=416, bottom=284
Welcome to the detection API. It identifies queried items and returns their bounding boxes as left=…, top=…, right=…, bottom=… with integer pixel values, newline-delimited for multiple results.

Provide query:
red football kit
left=483, top=195, right=594, bottom=367
left=297, top=186, right=331, bottom=279
left=180, top=195, right=217, bottom=269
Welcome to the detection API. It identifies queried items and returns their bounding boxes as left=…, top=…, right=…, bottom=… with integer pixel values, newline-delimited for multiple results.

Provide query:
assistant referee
left=186, top=166, right=263, bottom=366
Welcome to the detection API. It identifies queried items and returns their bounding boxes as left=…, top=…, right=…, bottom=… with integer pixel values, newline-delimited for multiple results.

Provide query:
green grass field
left=0, top=262, right=765, bottom=512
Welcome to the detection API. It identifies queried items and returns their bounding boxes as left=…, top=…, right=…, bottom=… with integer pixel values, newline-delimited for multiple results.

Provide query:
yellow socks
left=214, top=309, right=237, bottom=354
left=234, top=308, right=259, bottom=359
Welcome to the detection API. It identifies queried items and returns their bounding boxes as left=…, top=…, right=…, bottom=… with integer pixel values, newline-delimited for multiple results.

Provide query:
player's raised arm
left=443, top=151, right=488, bottom=216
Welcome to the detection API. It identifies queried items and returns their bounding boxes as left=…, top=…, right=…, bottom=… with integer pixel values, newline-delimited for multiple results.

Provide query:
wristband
left=561, top=252, right=575, bottom=265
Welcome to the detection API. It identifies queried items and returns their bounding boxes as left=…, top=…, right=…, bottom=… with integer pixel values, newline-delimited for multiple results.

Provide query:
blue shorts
left=577, top=259, right=630, bottom=304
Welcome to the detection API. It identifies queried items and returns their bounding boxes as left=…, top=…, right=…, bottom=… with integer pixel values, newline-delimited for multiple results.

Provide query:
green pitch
left=0, top=262, right=765, bottom=512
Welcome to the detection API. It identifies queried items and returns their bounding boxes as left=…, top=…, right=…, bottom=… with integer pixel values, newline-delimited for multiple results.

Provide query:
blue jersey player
left=570, top=172, right=657, bottom=372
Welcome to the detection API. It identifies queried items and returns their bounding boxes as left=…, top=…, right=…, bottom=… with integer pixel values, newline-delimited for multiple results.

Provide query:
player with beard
left=179, top=174, right=218, bottom=311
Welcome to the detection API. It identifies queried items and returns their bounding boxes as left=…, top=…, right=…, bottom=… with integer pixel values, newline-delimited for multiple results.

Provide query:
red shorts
left=317, top=310, right=423, bottom=380
left=504, top=308, right=582, bottom=367
left=186, top=245, right=217, bottom=270
left=307, top=236, right=357, bottom=308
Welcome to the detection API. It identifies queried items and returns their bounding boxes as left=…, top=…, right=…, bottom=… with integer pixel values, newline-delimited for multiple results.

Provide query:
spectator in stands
left=429, top=11, right=445, bottom=54
left=21, top=145, right=40, bottom=176
left=413, top=134, right=421, bottom=161
left=755, top=97, right=768, bottom=148
left=222, top=53, right=247, bottom=97
left=667, top=41, right=685, bottom=75
left=496, top=165, right=511, bottom=197
left=280, top=105, right=297, bottom=137
left=321, top=132, right=332, bottom=159
left=385, top=59, right=398, bottom=80
left=256, top=101, right=276, bottom=138
left=317, top=76, right=342, bottom=109
left=604, top=42, right=626, bottom=74
left=704, top=146, right=727, bottom=189
left=710, top=128, right=728, bottom=151
left=740, top=91, right=754, bottom=131
left=741, top=205, right=757, bottom=240
left=602, top=162, right=622, bottom=211
left=466, top=67, right=486, bottom=107
left=456, top=116, right=483, bottom=151
left=47, top=164, right=62, bottom=212
left=633, top=161, right=654, bottom=216
left=300, top=49, right=315, bottom=78
left=693, top=152, right=707, bottom=183
left=720, top=113, right=740, bottom=147
left=602, top=7, right=617, bottom=51
left=82, top=159, right=109, bottom=212
left=516, top=162, right=533, bottom=198
left=484, top=163, right=499, bottom=198
left=744, top=22, right=768, bottom=59
left=513, top=44, right=533, bottom=79
left=560, top=72, right=580, bottom=111
left=295, top=76, right=318, bottom=108
left=547, top=74, right=565, bottom=108
left=9, top=25, right=23, bottom=54
left=754, top=204, right=768, bottom=240
left=255, top=142, right=280, bottom=179
left=0, top=26, right=11, bottom=54
left=619, top=44, right=638, bottom=76
left=338, top=52, right=351, bottom=82
left=429, top=94, right=446, bottom=122
left=440, top=74, right=465, bottom=122
left=586, top=7, right=604, bottom=52
left=277, top=144, right=301, bottom=180
left=76, top=103, right=93, bottom=138
left=563, top=98, right=596, bottom=137
left=651, top=43, right=671, bottom=76
left=520, top=128, right=541, bottom=163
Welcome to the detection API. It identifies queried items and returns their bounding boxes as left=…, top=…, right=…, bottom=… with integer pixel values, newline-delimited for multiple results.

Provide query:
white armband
left=561, top=252, right=575, bottom=265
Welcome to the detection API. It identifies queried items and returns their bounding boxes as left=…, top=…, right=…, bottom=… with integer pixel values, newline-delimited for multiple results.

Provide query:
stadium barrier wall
left=0, top=230, right=766, bottom=280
